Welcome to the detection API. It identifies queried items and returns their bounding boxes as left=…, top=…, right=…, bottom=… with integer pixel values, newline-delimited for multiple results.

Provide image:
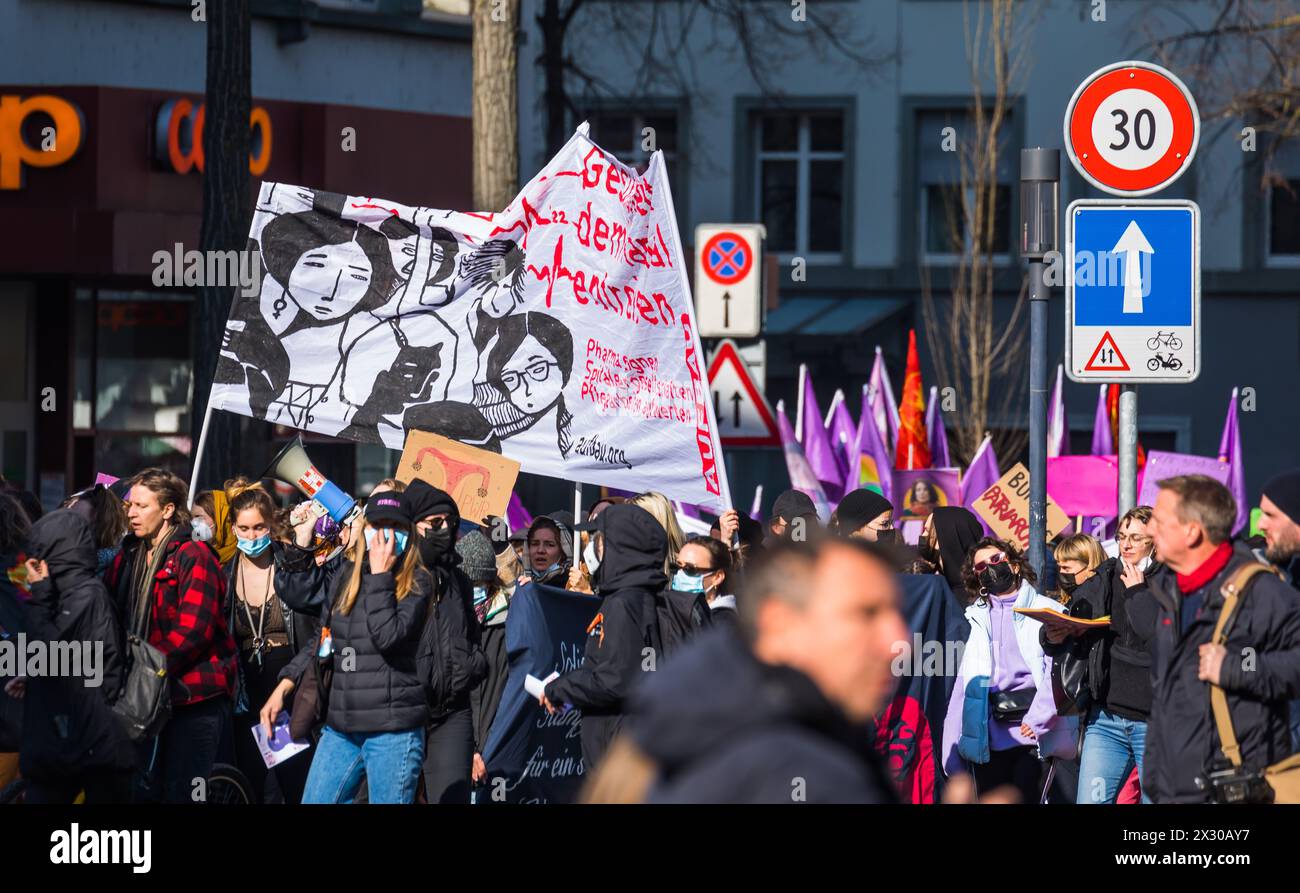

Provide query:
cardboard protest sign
left=972, top=463, right=1071, bottom=550
left=396, top=430, right=519, bottom=524
left=209, top=125, right=729, bottom=509
left=891, top=468, right=961, bottom=525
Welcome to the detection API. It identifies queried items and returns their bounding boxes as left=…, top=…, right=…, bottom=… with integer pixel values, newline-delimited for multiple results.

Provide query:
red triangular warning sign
left=706, top=341, right=780, bottom=447
left=1084, top=331, right=1130, bottom=372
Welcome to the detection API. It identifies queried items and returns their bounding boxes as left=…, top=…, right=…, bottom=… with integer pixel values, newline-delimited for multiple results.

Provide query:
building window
left=1266, top=140, right=1300, bottom=262
left=917, top=108, right=1015, bottom=260
left=752, top=111, right=845, bottom=257
left=585, top=109, right=679, bottom=185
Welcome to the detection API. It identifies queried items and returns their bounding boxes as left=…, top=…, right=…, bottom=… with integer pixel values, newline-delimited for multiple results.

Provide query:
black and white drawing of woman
left=406, top=311, right=574, bottom=459
left=215, top=204, right=397, bottom=430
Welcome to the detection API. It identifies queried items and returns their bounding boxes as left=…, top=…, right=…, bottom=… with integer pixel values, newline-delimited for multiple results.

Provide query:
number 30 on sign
left=1064, top=61, right=1200, bottom=197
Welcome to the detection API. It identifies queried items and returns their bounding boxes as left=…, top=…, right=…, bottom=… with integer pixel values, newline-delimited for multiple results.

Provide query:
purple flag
left=777, top=400, right=832, bottom=522
left=1090, top=384, right=1114, bottom=456
left=1137, top=450, right=1233, bottom=509
left=925, top=386, right=952, bottom=469
left=506, top=491, right=533, bottom=534
left=869, top=347, right=900, bottom=453
left=1047, top=364, right=1069, bottom=459
left=848, top=384, right=894, bottom=500
left=826, top=389, right=857, bottom=481
left=798, top=366, right=845, bottom=502
left=961, top=434, right=1001, bottom=534
left=1218, top=389, right=1248, bottom=534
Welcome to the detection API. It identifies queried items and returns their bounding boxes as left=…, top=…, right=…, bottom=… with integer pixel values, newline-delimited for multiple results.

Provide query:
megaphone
left=262, top=436, right=357, bottom=524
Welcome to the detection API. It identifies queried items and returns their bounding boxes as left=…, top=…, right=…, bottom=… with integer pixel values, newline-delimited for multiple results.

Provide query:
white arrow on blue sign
left=1065, top=199, right=1200, bottom=384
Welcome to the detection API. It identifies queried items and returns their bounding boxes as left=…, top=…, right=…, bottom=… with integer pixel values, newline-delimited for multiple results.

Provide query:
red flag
left=894, top=329, right=932, bottom=470
left=1106, top=384, right=1146, bottom=470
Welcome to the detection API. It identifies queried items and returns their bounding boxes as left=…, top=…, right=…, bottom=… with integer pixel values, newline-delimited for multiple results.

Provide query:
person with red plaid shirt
left=106, top=468, right=238, bottom=803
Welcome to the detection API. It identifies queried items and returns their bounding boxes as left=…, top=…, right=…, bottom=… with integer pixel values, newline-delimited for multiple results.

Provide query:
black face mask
left=978, top=563, right=1018, bottom=595
left=873, top=528, right=897, bottom=544
left=1057, top=571, right=1079, bottom=594
left=418, top=527, right=454, bottom=566
left=917, top=541, right=939, bottom=563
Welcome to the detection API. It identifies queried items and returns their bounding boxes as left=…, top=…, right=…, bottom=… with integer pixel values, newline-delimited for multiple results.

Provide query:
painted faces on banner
left=210, top=127, right=726, bottom=509
left=891, top=469, right=961, bottom=524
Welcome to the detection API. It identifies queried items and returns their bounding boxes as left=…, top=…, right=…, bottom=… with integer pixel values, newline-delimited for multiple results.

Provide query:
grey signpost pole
left=1020, top=148, right=1060, bottom=578
left=1118, top=385, right=1138, bottom=515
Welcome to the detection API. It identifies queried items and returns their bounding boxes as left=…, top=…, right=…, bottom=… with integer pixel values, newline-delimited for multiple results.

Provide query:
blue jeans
left=302, top=726, right=425, bottom=804
left=1076, top=707, right=1147, bottom=804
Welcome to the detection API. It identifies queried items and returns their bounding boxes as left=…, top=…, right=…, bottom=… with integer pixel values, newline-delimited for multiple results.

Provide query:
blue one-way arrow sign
left=1066, top=199, right=1200, bottom=383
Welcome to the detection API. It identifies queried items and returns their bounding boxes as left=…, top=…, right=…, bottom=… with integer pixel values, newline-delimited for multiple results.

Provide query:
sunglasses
left=670, top=561, right=716, bottom=576
left=973, top=552, right=1009, bottom=574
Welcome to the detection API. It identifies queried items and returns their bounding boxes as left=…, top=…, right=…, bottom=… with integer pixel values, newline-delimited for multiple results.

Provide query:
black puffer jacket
left=19, top=510, right=134, bottom=780
left=545, top=504, right=665, bottom=769
left=416, top=547, right=488, bottom=720
left=280, top=559, right=432, bottom=733
left=1142, top=543, right=1300, bottom=803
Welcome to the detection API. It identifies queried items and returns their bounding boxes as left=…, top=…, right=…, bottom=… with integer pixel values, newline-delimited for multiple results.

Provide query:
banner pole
left=795, top=363, right=808, bottom=443
left=188, top=401, right=216, bottom=509
left=573, top=481, right=582, bottom=522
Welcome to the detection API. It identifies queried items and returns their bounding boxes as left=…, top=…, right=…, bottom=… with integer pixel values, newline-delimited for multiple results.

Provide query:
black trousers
left=233, top=645, right=312, bottom=804
left=972, top=745, right=1043, bottom=805
left=137, top=695, right=233, bottom=804
left=422, top=707, right=474, bottom=804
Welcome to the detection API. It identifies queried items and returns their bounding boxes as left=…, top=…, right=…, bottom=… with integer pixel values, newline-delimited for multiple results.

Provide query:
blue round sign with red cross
left=702, top=231, right=753, bottom=286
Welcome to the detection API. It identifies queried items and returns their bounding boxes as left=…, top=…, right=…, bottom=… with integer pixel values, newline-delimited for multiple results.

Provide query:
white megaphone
left=262, top=436, right=358, bottom=525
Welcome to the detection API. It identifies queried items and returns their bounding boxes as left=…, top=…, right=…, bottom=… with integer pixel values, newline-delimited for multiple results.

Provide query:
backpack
left=653, top=588, right=713, bottom=658
left=417, top=568, right=488, bottom=716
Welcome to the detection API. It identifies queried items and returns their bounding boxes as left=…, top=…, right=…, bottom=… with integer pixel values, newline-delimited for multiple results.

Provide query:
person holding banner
left=539, top=503, right=665, bottom=771
left=261, top=489, right=432, bottom=804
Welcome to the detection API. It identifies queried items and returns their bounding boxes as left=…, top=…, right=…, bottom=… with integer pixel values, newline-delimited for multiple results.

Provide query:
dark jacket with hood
left=20, top=510, right=134, bottom=780
left=629, top=627, right=897, bottom=803
left=545, top=503, right=665, bottom=769
left=1142, top=542, right=1300, bottom=803
left=1045, top=556, right=1165, bottom=721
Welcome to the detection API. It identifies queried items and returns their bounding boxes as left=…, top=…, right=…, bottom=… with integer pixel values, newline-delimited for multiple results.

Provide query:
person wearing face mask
left=829, top=490, right=897, bottom=543
left=1041, top=508, right=1164, bottom=804
left=1051, top=534, right=1106, bottom=604
left=260, top=488, right=432, bottom=803
left=402, top=479, right=487, bottom=804
left=192, top=488, right=238, bottom=565
left=941, top=539, right=1078, bottom=804
left=672, top=535, right=736, bottom=630
left=218, top=478, right=315, bottom=804
left=917, top=506, right=985, bottom=606
left=461, top=529, right=513, bottom=791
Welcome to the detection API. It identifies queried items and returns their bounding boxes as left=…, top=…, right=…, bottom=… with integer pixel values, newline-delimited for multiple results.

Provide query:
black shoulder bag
left=112, top=543, right=173, bottom=742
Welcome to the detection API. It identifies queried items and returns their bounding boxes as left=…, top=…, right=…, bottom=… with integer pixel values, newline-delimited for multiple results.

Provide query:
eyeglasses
left=501, top=360, right=558, bottom=391
left=1116, top=534, right=1152, bottom=545
left=973, top=552, right=1008, bottom=573
left=421, top=517, right=451, bottom=531
left=670, top=561, right=716, bottom=576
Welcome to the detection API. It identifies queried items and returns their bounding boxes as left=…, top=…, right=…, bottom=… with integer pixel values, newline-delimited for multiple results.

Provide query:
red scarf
left=1175, top=541, right=1233, bottom=594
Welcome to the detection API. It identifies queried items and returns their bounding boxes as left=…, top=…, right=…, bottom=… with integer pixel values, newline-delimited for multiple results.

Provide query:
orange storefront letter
left=0, top=95, right=83, bottom=189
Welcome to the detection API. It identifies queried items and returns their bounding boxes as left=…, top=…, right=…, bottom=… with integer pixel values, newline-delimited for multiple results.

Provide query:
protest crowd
left=3, top=443, right=1300, bottom=805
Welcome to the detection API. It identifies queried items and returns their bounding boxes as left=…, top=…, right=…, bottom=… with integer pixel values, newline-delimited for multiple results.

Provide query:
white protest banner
left=209, top=126, right=730, bottom=509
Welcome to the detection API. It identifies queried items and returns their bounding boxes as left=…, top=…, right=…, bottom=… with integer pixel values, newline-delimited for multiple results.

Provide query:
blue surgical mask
left=364, top=527, right=408, bottom=556
left=672, top=569, right=706, bottom=594
left=236, top=533, right=272, bottom=558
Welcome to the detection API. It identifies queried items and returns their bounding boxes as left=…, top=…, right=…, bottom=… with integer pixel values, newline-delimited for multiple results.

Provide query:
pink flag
left=925, top=386, right=952, bottom=469
left=1091, top=384, right=1114, bottom=456
left=1218, top=388, right=1247, bottom=534
left=869, top=347, right=900, bottom=452
left=777, top=400, right=832, bottom=522
left=849, top=384, right=894, bottom=500
left=1047, top=455, right=1118, bottom=518
left=798, top=366, right=845, bottom=502
left=1047, top=364, right=1069, bottom=459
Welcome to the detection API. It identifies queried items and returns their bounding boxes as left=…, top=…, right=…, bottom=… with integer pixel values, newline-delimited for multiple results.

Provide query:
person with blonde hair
left=260, top=487, right=433, bottom=803
left=1052, top=533, right=1107, bottom=604
left=630, top=491, right=685, bottom=578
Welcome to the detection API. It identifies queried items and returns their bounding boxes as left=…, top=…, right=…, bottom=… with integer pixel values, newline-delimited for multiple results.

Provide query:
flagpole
left=187, top=401, right=216, bottom=510
left=795, top=363, right=808, bottom=443
left=573, top=481, right=582, bottom=522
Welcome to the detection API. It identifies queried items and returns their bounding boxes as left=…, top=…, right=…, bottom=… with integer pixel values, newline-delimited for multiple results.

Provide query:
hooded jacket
left=545, top=503, right=665, bottom=769
left=20, top=510, right=134, bottom=780
left=1142, top=542, right=1300, bottom=803
left=628, top=627, right=896, bottom=803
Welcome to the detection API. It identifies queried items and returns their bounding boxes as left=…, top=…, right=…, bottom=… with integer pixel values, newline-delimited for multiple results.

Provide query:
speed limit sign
left=1064, top=61, right=1199, bottom=197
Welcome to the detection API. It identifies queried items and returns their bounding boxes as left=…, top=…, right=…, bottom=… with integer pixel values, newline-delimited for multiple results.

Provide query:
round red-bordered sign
left=701, top=231, right=753, bottom=286
left=1064, top=61, right=1199, bottom=197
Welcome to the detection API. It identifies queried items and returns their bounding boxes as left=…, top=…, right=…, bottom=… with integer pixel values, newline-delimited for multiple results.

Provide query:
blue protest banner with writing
left=479, top=582, right=601, bottom=804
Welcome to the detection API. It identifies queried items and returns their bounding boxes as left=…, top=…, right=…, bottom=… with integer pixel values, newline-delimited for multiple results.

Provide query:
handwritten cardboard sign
left=972, top=462, right=1071, bottom=551
left=396, top=430, right=519, bottom=525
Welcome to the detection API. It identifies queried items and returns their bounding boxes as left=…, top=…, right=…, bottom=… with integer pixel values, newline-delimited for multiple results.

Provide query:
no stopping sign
left=1064, top=61, right=1199, bottom=197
